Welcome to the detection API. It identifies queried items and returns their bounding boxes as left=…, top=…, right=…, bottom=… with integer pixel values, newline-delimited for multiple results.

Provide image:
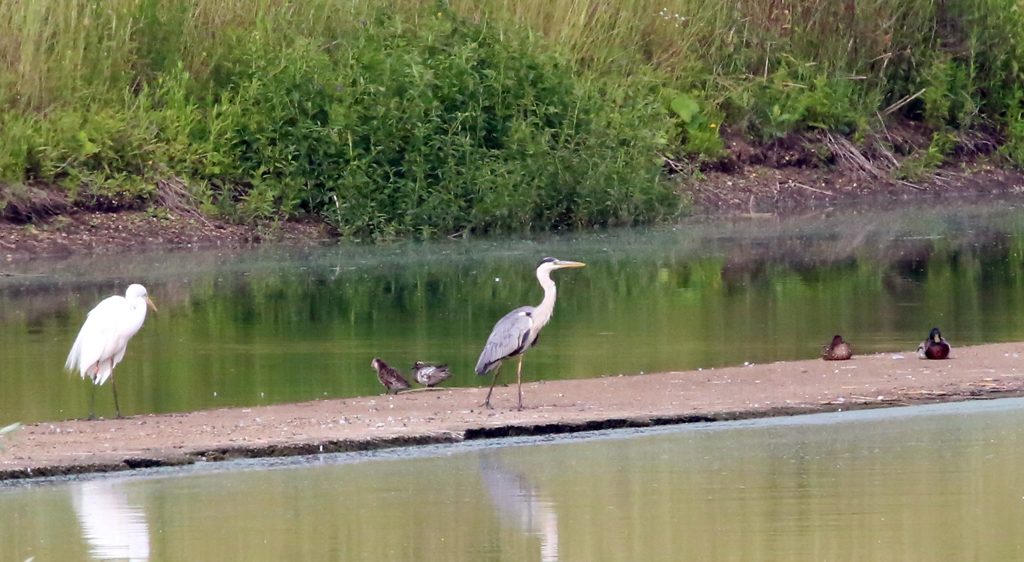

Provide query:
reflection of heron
left=479, top=455, right=559, bottom=562
left=918, top=327, right=951, bottom=359
left=71, top=480, right=150, bottom=561
left=475, top=258, right=586, bottom=410
left=822, top=334, right=853, bottom=361
left=65, top=284, right=157, bottom=419
left=412, top=361, right=451, bottom=387
left=371, top=358, right=411, bottom=394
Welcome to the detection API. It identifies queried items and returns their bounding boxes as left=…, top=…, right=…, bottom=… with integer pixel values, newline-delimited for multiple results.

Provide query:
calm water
left=4, top=397, right=1024, bottom=560
left=2, top=201, right=1024, bottom=422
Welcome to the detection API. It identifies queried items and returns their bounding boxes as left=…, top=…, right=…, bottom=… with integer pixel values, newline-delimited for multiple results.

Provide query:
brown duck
left=413, top=361, right=452, bottom=387
left=371, top=358, right=410, bottom=394
left=822, top=335, right=853, bottom=361
left=917, top=328, right=951, bottom=360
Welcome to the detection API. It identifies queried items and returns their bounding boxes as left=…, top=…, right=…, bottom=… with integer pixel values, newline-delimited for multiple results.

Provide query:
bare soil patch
left=2, top=341, right=1022, bottom=481
left=0, top=209, right=332, bottom=262
left=683, top=129, right=1024, bottom=214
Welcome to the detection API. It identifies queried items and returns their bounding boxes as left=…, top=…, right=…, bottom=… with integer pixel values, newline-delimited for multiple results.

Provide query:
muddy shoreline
left=4, top=160, right=1024, bottom=262
left=2, top=341, right=1021, bottom=482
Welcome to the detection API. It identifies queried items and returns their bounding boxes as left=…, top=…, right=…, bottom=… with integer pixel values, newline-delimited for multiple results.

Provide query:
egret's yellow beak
left=146, top=296, right=158, bottom=312
left=554, top=260, right=586, bottom=269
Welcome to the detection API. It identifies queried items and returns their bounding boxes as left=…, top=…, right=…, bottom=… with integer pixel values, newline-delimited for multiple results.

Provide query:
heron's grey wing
left=475, top=306, right=534, bottom=375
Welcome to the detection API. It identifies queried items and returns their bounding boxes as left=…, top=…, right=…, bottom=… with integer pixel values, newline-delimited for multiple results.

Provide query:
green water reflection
left=2, top=201, right=1024, bottom=422
left=4, top=398, right=1024, bottom=560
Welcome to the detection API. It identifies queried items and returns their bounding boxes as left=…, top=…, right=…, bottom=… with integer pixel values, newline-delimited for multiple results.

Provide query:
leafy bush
left=719, top=62, right=872, bottom=141
left=0, top=7, right=677, bottom=237
left=187, top=12, right=676, bottom=236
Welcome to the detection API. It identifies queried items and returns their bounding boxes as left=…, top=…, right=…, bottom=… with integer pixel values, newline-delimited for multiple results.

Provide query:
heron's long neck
left=533, top=268, right=557, bottom=328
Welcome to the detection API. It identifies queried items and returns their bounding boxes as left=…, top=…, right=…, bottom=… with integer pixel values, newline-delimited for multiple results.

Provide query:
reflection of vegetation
left=2, top=204, right=1024, bottom=422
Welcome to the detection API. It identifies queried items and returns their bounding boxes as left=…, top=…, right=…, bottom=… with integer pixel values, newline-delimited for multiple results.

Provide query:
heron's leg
left=516, top=355, right=524, bottom=411
left=483, top=371, right=501, bottom=409
left=88, top=384, right=96, bottom=421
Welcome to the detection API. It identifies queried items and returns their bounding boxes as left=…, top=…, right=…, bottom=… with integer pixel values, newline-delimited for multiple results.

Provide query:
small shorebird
left=371, top=358, right=410, bottom=394
left=918, top=327, right=951, bottom=359
left=412, top=361, right=451, bottom=387
left=822, top=334, right=853, bottom=361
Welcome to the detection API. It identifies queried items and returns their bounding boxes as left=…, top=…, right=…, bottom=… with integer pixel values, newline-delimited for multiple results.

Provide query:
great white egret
left=918, top=327, right=951, bottom=359
left=371, top=358, right=411, bottom=394
left=475, top=257, right=585, bottom=410
left=822, top=334, right=853, bottom=361
left=65, top=284, right=156, bottom=419
left=412, top=361, right=451, bottom=387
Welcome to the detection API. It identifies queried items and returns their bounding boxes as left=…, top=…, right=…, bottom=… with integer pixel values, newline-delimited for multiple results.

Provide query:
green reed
left=1, top=0, right=1022, bottom=236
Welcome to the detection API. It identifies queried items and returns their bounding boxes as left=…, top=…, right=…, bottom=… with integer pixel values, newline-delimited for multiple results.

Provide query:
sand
left=2, top=341, right=1022, bottom=481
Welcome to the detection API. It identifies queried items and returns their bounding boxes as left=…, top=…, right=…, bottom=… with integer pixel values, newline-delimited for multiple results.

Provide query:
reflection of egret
left=65, top=284, right=157, bottom=419
left=71, top=480, right=150, bottom=561
left=479, top=455, right=559, bottom=562
left=475, top=258, right=586, bottom=410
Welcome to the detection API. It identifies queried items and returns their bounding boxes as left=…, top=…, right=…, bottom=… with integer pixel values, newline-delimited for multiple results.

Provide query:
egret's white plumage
left=65, top=284, right=156, bottom=417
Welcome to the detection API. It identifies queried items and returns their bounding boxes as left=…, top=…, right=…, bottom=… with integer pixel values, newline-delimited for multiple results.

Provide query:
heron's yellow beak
left=146, top=296, right=158, bottom=312
left=554, top=260, right=586, bottom=269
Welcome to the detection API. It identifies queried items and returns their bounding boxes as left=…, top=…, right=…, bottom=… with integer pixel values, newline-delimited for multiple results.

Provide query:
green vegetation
left=2, top=0, right=1024, bottom=237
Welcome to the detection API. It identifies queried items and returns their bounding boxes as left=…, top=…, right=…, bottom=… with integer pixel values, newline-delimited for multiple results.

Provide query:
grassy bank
left=1, top=1, right=1023, bottom=237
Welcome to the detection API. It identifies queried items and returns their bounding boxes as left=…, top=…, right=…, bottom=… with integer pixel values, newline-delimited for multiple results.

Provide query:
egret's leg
left=516, top=355, right=524, bottom=411
left=88, top=384, right=96, bottom=421
left=111, top=375, right=121, bottom=419
left=483, top=371, right=501, bottom=409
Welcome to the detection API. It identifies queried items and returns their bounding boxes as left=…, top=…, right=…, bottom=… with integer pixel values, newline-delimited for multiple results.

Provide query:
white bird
left=65, top=284, right=157, bottom=419
left=475, top=257, right=585, bottom=410
left=72, top=480, right=151, bottom=561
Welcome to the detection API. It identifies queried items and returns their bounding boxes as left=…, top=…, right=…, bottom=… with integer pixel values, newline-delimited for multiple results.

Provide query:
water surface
left=3, top=397, right=1024, bottom=560
left=2, top=201, right=1024, bottom=422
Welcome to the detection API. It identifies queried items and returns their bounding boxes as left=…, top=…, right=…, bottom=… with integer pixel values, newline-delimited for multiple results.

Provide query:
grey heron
left=475, top=257, right=586, bottom=410
left=822, top=334, right=853, bottom=361
left=918, top=327, right=951, bottom=359
left=65, top=284, right=157, bottom=419
left=371, top=358, right=411, bottom=394
left=412, top=361, right=451, bottom=387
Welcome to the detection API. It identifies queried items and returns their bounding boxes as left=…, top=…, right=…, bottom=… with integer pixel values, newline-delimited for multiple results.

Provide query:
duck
left=822, top=334, right=853, bottom=361
left=412, top=361, right=452, bottom=388
left=917, top=328, right=951, bottom=360
left=371, top=358, right=411, bottom=394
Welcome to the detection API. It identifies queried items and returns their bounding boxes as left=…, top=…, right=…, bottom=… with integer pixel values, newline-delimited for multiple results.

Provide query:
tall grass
left=446, top=0, right=1024, bottom=148
left=1, top=0, right=1023, bottom=235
